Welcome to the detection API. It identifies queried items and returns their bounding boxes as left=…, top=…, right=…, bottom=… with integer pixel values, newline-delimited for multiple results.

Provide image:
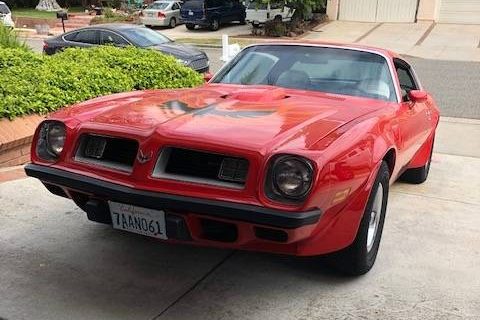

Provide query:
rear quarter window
left=0, top=3, right=10, bottom=14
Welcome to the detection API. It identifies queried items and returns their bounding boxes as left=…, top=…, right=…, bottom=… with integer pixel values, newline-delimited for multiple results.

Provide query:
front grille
left=75, top=134, right=138, bottom=172
left=152, top=147, right=249, bottom=189
left=189, top=57, right=208, bottom=71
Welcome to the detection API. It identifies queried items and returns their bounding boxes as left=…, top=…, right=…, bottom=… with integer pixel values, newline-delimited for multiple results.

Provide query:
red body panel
left=29, top=43, right=440, bottom=256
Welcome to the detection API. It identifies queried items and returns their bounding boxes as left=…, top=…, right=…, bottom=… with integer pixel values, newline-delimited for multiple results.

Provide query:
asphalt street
left=24, top=38, right=480, bottom=119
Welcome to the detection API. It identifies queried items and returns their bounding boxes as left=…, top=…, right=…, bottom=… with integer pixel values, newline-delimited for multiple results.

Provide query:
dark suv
left=181, top=0, right=246, bottom=31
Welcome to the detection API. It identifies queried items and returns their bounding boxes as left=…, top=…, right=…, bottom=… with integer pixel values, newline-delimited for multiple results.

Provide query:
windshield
left=247, top=2, right=267, bottom=9
left=146, top=2, right=170, bottom=10
left=122, top=28, right=171, bottom=47
left=213, top=45, right=397, bottom=102
left=0, top=3, right=10, bottom=14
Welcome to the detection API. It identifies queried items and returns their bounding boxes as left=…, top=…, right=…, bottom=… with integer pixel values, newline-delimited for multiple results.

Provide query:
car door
left=171, top=2, right=181, bottom=23
left=99, top=30, right=130, bottom=47
left=63, top=29, right=99, bottom=49
left=394, top=58, right=431, bottom=165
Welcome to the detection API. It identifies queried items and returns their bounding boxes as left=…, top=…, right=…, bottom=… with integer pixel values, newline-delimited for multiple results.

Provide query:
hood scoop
left=222, top=87, right=289, bottom=102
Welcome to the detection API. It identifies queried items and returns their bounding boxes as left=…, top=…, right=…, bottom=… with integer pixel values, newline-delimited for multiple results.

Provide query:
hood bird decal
left=158, top=100, right=275, bottom=119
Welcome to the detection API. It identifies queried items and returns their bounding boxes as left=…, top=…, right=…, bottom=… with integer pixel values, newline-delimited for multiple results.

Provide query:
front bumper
left=25, top=164, right=321, bottom=229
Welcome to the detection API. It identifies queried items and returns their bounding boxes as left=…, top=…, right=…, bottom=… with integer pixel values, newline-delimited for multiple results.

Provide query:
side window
left=172, top=3, right=180, bottom=10
left=99, top=31, right=129, bottom=46
left=70, top=30, right=98, bottom=44
left=395, top=60, right=418, bottom=101
left=63, top=32, right=78, bottom=41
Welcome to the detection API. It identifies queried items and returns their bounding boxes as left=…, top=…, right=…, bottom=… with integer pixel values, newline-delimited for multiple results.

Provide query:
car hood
left=151, top=42, right=204, bottom=60
left=57, top=84, right=386, bottom=153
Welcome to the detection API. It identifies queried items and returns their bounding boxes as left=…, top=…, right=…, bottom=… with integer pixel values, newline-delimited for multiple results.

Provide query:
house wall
left=327, top=0, right=439, bottom=21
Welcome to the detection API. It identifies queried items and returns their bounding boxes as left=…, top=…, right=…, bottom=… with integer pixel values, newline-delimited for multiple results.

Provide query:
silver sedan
left=141, top=1, right=182, bottom=28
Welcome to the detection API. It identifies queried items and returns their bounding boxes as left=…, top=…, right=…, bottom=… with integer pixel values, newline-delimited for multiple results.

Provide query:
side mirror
left=203, top=72, right=213, bottom=83
left=408, top=90, right=428, bottom=102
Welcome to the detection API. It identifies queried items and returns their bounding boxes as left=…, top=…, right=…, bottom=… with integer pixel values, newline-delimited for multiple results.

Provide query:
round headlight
left=272, top=156, right=313, bottom=199
left=46, top=123, right=66, bottom=156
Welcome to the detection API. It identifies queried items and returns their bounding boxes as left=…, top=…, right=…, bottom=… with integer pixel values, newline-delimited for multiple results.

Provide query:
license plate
left=109, top=202, right=167, bottom=239
left=188, top=10, right=194, bottom=15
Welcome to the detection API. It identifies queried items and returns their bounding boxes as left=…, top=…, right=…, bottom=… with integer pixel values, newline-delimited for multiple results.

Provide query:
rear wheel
left=169, top=17, right=177, bottom=28
left=326, top=161, right=390, bottom=276
left=400, top=137, right=434, bottom=184
left=209, top=18, right=220, bottom=31
left=186, top=23, right=195, bottom=30
left=239, top=15, right=246, bottom=25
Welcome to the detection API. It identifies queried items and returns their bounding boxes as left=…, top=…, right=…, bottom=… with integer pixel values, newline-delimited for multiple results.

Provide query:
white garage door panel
left=339, top=0, right=378, bottom=22
left=377, top=0, right=418, bottom=22
left=339, top=0, right=418, bottom=22
left=439, top=0, right=480, bottom=24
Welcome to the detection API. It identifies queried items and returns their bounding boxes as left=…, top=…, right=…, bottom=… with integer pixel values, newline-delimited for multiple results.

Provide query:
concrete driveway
left=1, top=116, right=479, bottom=320
left=305, top=21, right=480, bottom=62
left=153, top=22, right=251, bottom=40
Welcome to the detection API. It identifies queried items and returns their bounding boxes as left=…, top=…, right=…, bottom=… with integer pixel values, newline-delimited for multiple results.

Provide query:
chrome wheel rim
left=367, top=184, right=383, bottom=252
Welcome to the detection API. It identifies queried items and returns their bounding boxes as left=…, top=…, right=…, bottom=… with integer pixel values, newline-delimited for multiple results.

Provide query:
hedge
left=0, top=46, right=204, bottom=119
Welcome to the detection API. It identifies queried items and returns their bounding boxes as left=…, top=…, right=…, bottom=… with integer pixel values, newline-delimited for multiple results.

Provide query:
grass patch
left=12, top=6, right=84, bottom=19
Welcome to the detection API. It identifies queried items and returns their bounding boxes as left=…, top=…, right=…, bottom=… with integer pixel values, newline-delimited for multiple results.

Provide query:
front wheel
left=326, top=161, right=390, bottom=276
left=239, top=16, right=246, bottom=25
left=186, top=23, right=195, bottom=30
left=209, top=18, right=220, bottom=31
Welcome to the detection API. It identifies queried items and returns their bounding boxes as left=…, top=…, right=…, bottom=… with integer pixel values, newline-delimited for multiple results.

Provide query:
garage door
left=339, top=0, right=418, bottom=23
left=439, top=0, right=480, bottom=24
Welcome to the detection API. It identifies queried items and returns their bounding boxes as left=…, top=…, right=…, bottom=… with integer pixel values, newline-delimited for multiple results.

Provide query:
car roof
left=250, top=41, right=401, bottom=60
left=0, top=1, right=7, bottom=5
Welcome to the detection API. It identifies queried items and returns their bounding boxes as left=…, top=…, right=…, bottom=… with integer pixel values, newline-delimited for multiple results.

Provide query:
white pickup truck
left=0, top=1, right=14, bottom=28
left=246, top=1, right=294, bottom=25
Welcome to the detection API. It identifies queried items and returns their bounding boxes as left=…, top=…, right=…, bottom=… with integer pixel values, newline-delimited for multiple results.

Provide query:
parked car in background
left=26, top=42, right=439, bottom=276
left=246, top=0, right=293, bottom=25
left=180, top=0, right=246, bottom=31
left=141, top=0, right=183, bottom=28
left=0, top=1, right=14, bottom=28
left=43, top=24, right=209, bottom=73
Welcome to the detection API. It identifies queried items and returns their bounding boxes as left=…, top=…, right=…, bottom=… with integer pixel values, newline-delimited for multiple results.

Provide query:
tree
left=36, top=0, right=62, bottom=11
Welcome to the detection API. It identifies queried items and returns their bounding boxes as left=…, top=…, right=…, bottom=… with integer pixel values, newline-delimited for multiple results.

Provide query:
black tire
left=169, top=17, right=176, bottom=28
left=273, top=15, right=282, bottom=22
left=186, top=23, right=195, bottom=30
left=209, top=18, right=220, bottom=31
left=400, top=137, right=434, bottom=184
left=326, top=161, right=390, bottom=276
left=239, top=15, right=246, bottom=25
left=144, top=24, right=152, bottom=28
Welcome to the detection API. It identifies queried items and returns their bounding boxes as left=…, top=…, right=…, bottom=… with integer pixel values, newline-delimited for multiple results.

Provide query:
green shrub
left=0, top=46, right=203, bottom=119
left=0, top=26, right=30, bottom=50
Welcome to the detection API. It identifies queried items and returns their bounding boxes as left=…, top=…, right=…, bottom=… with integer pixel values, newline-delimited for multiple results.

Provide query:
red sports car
left=26, top=42, right=439, bottom=275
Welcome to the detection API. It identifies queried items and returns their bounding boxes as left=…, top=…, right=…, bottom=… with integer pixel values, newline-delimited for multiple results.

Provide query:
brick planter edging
left=0, top=115, right=45, bottom=168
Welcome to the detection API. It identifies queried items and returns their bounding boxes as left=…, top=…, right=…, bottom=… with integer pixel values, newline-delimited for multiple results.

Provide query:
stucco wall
left=417, top=0, right=437, bottom=21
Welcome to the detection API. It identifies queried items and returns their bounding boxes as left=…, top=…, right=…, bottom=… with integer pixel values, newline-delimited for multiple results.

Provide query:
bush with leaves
left=0, top=26, right=30, bottom=50
left=0, top=46, right=204, bottom=119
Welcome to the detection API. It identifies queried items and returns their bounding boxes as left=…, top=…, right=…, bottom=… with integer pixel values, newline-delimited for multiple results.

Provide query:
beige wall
left=329, top=0, right=439, bottom=22
left=326, top=0, right=339, bottom=20
left=417, top=0, right=438, bottom=21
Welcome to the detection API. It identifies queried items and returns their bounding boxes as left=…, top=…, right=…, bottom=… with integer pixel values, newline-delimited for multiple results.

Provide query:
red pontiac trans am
left=25, top=43, right=439, bottom=275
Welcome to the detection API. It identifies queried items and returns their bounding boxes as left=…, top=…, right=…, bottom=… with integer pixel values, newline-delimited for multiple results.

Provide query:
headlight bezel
left=36, top=121, right=67, bottom=161
left=264, top=154, right=315, bottom=204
